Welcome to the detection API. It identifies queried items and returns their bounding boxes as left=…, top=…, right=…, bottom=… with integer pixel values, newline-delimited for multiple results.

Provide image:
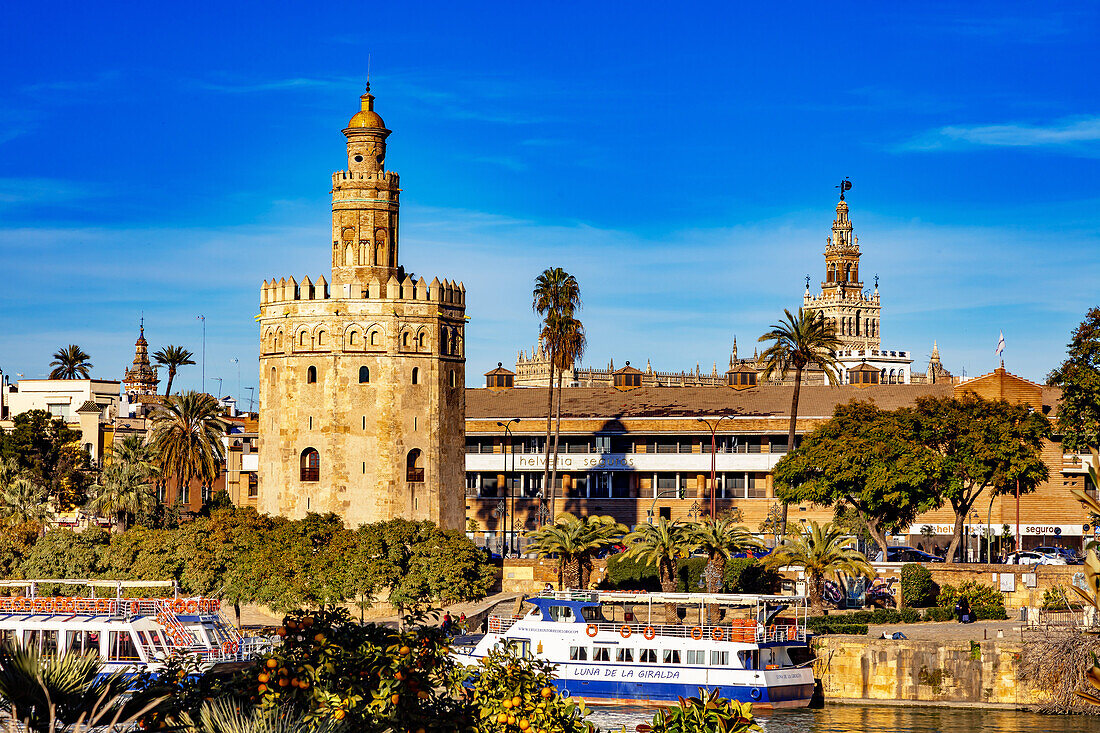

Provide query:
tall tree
left=773, top=400, right=945, bottom=562
left=532, top=268, right=581, bottom=524
left=153, top=345, right=196, bottom=396
left=86, top=462, right=156, bottom=531
left=148, top=391, right=226, bottom=505
left=544, top=312, right=586, bottom=519
left=757, top=309, right=842, bottom=530
left=0, top=411, right=90, bottom=510
left=690, top=517, right=762, bottom=595
left=622, top=518, right=694, bottom=622
left=1048, top=306, right=1100, bottom=452
left=525, top=513, right=624, bottom=589
left=764, top=521, right=873, bottom=614
left=48, top=345, right=93, bottom=380
left=913, top=393, right=1050, bottom=562
left=106, top=435, right=159, bottom=478
left=0, top=476, right=54, bottom=526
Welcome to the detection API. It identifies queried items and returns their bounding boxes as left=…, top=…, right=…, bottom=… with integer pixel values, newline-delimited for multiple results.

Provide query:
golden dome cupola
left=343, top=83, right=391, bottom=174
left=347, top=83, right=388, bottom=130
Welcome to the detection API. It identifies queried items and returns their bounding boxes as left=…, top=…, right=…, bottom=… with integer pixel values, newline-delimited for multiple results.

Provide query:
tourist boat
left=452, top=590, right=815, bottom=708
left=0, top=579, right=270, bottom=677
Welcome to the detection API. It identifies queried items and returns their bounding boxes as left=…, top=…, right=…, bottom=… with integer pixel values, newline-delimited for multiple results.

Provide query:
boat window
left=108, top=631, right=140, bottom=661
left=662, top=649, right=681, bottom=664
left=548, top=606, right=573, bottom=622
left=66, top=630, right=99, bottom=657
left=710, top=650, right=730, bottom=666
left=42, top=630, right=58, bottom=656
left=639, top=648, right=658, bottom=663
left=592, top=646, right=611, bottom=662
left=686, top=650, right=706, bottom=665
left=616, top=648, right=634, bottom=663
left=0, top=630, right=13, bottom=648
left=506, top=639, right=532, bottom=659
left=738, top=650, right=759, bottom=670
left=580, top=607, right=603, bottom=622
left=24, top=630, right=39, bottom=652
left=569, top=646, right=588, bottom=661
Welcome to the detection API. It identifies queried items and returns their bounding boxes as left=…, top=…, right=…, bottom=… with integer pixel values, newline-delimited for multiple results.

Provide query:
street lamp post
left=696, top=415, right=734, bottom=518
left=986, top=492, right=998, bottom=564
left=497, top=419, right=521, bottom=557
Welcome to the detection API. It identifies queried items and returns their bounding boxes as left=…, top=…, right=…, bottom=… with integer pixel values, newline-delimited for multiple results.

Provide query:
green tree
left=86, top=462, right=156, bottom=531
left=757, top=308, right=842, bottom=530
left=773, top=400, right=944, bottom=561
left=913, top=393, right=1050, bottom=562
left=0, top=476, right=54, bottom=526
left=47, top=344, right=92, bottom=380
left=1047, top=306, right=1100, bottom=452
left=20, top=527, right=110, bottom=581
left=106, top=435, right=159, bottom=479
left=622, top=518, right=694, bottom=622
left=525, top=513, right=625, bottom=590
left=690, top=518, right=762, bottom=594
left=531, top=268, right=581, bottom=524
left=544, top=311, right=586, bottom=521
left=763, top=521, right=873, bottom=614
left=153, top=345, right=196, bottom=396
left=149, top=392, right=226, bottom=504
left=0, top=410, right=91, bottom=510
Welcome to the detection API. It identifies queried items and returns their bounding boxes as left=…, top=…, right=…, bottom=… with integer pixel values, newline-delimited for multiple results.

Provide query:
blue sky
left=2, top=2, right=1098, bottom=397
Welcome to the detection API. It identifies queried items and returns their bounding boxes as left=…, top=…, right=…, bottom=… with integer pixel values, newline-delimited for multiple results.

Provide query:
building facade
left=257, top=85, right=467, bottom=530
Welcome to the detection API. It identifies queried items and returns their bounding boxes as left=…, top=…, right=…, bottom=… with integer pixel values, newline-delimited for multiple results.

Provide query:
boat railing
left=0, top=595, right=223, bottom=618
left=486, top=615, right=806, bottom=643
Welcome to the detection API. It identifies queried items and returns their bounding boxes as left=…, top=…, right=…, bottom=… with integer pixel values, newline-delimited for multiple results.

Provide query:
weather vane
left=874, top=274, right=879, bottom=288
left=805, top=274, right=811, bottom=290
left=836, top=177, right=852, bottom=200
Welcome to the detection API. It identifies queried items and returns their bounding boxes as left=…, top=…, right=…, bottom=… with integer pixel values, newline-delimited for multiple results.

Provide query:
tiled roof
left=75, top=400, right=102, bottom=413
left=467, top=384, right=968, bottom=420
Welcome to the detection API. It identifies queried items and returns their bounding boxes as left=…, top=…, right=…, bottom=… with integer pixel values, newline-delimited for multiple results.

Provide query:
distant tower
left=803, top=196, right=881, bottom=351
left=122, top=321, right=160, bottom=397
left=257, top=85, right=467, bottom=530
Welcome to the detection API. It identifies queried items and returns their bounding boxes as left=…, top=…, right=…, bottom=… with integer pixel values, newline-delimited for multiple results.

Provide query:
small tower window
left=403, top=332, right=410, bottom=348
left=359, top=366, right=370, bottom=384
left=300, top=448, right=320, bottom=482
left=354, top=155, right=364, bottom=162
left=370, top=330, right=379, bottom=346
left=306, top=366, right=317, bottom=384
left=406, top=449, right=424, bottom=482
left=412, top=367, right=419, bottom=385
left=417, top=332, right=426, bottom=350
left=450, top=370, right=457, bottom=388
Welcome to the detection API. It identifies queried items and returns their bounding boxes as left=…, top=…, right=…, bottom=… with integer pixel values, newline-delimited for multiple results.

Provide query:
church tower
left=803, top=195, right=881, bottom=351
left=257, top=85, right=467, bottom=530
left=122, top=321, right=159, bottom=397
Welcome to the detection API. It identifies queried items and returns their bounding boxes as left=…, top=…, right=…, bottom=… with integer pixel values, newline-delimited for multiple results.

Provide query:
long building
left=465, top=366, right=1092, bottom=556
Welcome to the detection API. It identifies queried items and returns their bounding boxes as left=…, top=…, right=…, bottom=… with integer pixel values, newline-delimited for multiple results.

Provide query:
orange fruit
left=290, top=678, right=299, bottom=687
left=314, top=633, right=325, bottom=643
left=302, top=617, right=314, bottom=626
left=541, top=687, right=554, bottom=699
left=496, top=713, right=508, bottom=724
left=394, top=671, right=405, bottom=681
left=390, top=694, right=400, bottom=705
left=519, top=720, right=530, bottom=730
left=257, top=684, right=267, bottom=693
left=287, top=620, right=298, bottom=630
left=257, top=673, right=269, bottom=683
left=502, top=700, right=512, bottom=709
left=278, top=678, right=289, bottom=687
left=333, top=709, right=345, bottom=721
left=416, top=728, right=427, bottom=733
left=417, top=690, right=429, bottom=699
left=507, top=715, right=516, bottom=725
left=265, top=659, right=278, bottom=669
left=275, top=627, right=287, bottom=637
left=299, top=680, right=310, bottom=690
left=399, top=645, right=411, bottom=656
left=511, top=696, right=522, bottom=708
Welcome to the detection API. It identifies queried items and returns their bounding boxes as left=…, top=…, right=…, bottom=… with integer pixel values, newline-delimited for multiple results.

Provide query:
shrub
left=937, top=580, right=1004, bottom=610
left=972, top=604, right=1009, bottom=621
left=676, top=557, right=708, bottom=592
left=722, top=558, right=781, bottom=594
left=923, top=607, right=954, bottom=622
left=806, top=618, right=868, bottom=635
left=899, top=607, right=921, bottom=624
left=643, top=687, right=760, bottom=733
left=602, top=552, right=660, bottom=591
left=900, top=563, right=938, bottom=607
left=1042, top=585, right=1084, bottom=611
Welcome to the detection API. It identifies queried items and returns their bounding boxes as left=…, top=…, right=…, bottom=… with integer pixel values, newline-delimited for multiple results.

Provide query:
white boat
left=452, top=590, right=816, bottom=709
left=0, top=579, right=270, bottom=678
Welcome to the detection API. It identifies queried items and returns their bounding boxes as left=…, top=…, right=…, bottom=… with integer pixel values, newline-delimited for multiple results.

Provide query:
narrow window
left=306, top=366, right=317, bottom=383
left=592, top=647, right=611, bottom=662
left=403, top=332, right=410, bottom=347
left=662, top=649, right=681, bottom=664
left=616, top=648, right=634, bottom=663
left=412, top=367, right=419, bottom=384
left=370, top=331, right=379, bottom=346
left=317, top=330, right=327, bottom=347
left=270, top=366, right=276, bottom=381
left=406, top=449, right=424, bottom=482
left=359, top=366, right=370, bottom=384
left=640, top=648, right=657, bottom=663
left=418, top=332, right=426, bottom=349
left=361, top=462, right=366, bottom=474
left=308, top=416, right=313, bottom=430
left=300, top=448, right=320, bottom=482
left=569, top=646, right=588, bottom=661
left=362, top=416, right=366, bottom=429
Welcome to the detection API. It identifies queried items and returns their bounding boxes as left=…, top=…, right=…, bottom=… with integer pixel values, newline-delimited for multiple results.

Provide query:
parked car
left=1007, top=550, right=1068, bottom=565
left=1033, top=546, right=1082, bottom=564
left=873, top=545, right=945, bottom=563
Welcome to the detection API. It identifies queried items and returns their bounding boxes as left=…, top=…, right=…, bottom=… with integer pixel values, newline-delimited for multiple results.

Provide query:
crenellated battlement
left=260, top=274, right=465, bottom=307
left=331, top=170, right=400, bottom=187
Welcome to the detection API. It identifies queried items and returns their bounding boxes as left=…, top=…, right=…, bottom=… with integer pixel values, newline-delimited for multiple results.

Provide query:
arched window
left=306, top=366, right=317, bottom=384
left=442, top=329, right=451, bottom=355
left=270, top=366, right=276, bottom=381
left=359, top=366, right=370, bottom=384
left=300, top=448, right=319, bottom=482
left=402, top=332, right=410, bottom=348
left=406, top=449, right=424, bottom=482
left=855, top=310, right=861, bottom=336
left=317, top=330, right=327, bottom=347
left=412, top=367, right=419, bottom=385
left=349, top=330, right=359, bottom=346
left=299, top=331, right=308, bottom=347
left=417, top=332, right=426, bottom=350
left=370, top=330, right=379, bottom=346
left=450, top=370, right=457, bottom=388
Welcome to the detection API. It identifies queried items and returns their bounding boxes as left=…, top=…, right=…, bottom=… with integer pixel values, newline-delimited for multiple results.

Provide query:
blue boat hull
left=555, top=678, right=815, bottom=708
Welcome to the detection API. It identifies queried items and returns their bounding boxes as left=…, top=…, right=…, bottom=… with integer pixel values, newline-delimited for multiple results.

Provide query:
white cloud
left=900, top=115, right=1100, bottom=154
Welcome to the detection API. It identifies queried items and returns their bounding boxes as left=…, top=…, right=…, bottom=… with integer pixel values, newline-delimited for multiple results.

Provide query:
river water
left=587, top=704, right=1100, bottom=732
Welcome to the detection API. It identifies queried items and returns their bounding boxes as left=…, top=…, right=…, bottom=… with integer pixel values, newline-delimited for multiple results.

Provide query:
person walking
left=441, top=611, right=453, bottom=636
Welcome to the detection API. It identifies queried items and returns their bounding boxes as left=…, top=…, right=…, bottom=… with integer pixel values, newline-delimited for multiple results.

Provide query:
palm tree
left=691, top=518, right=763, bottom=594
left=48, top=345, right=92, bottom=380
left=148, top=391, right=226, bottom=505
left=106, top=436, right=159, bottom=479
left=532, top=268, right=581, bottom=524
left=544, top=312, right=586, bottom=520
left=623, top=519, right=695, bottom=623
left=525, top=513, right=625, bottom=589
left=763, top=521, right=873, bottom=614
left=0, top=476, right=54, bottom=526
left=86, top=462, right=156, bottom=531
left=152, top=345, right=196, bottom=396
left=757, top=308, right=841, bottom=530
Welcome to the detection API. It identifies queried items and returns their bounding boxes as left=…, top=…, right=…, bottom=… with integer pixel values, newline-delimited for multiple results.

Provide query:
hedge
left=923, top=604, right=1008, bottom=622
left=900, top=563, right=938, bottom=607
left=807, top=619, right=868, bottom=635
left=602, top=554, right=780, bottom=594
left=723, top=558, right=781, bottom=594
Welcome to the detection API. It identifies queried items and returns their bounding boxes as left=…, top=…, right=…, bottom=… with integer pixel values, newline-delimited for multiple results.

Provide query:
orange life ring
left=643, top=626, right=656, bottom=640
left=21, top=598, right=32, bottom=613
left=44, top=598, right=56, bottom=613
left=690, top=627, right=704, bottom=641
left=174, top=599, right=186, bottom=613
left=0, top=598, right=10, bottom=611
left=711, top=627, right=725, bottom=642
left=619, top=625, right=632, bottom=638
left=74, top=599, right=88, bottom=613
left=186, top=601, right=198, bottom=614
left=131, top=601, right=140, bottom=614
left=62, top=598, right=75, bottom=613
left=32, top=598, right=44, bottom=612
left=788, top=627, right=797, bottom=641
left=96, top=599, right=110, bottom=614
left=585, top=624, right=598, bottom=638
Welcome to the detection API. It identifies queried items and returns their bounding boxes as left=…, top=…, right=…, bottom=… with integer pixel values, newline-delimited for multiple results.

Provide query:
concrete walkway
left=865, top=619, right=1023, bottom=641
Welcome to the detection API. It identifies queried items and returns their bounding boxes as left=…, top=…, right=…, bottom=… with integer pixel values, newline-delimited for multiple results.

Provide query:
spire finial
left=366, top=53, right=371, bottom=92
left=836, top=177, right=852, bottom=201
left=874, top=274, right=879, bottom=290
left=805, top=274, right=810, bottom=291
